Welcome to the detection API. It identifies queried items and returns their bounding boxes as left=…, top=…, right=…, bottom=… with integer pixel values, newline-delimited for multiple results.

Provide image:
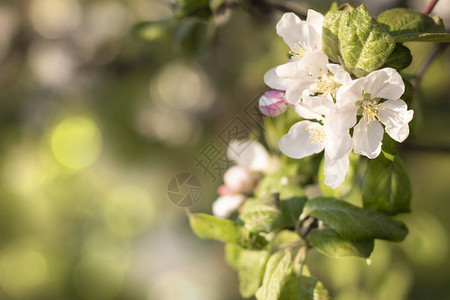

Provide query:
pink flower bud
left=223, top=165, right=254, bottom=194
left=259, top=90, right=287, bottom=117
left=217, top=184, right=234, bottom=196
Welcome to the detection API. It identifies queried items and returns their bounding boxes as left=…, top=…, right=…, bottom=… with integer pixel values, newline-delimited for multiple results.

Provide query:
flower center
left=357, top=93, right=384, bottom=124
left=305, top=125, right=325, bottom=146
left=289, top=42, right=308, bottom=60
left=315, top=74, right=341, bottom=96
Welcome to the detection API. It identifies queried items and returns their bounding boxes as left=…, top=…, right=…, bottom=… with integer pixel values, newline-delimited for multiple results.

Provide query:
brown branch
left=411, top=43, right=448, bottom=87
left=423, top=0, right=439, bottom=14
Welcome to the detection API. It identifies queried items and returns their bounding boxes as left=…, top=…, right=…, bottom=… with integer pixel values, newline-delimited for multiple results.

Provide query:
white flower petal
left=353, top=119, right=384, bottom=159
left=301, top=96, right=333, bottom=117
left=259, top=90, right=288, bottom=117
left=264, top=66, right=293, bottom=90
left=327, top=63, right=352, bottom=85
left=285, top=81, right=314, bottom=104
left=276, top=60, right=308, bottom=80
left=212, top=194, right=246, bottom=218
left=336, top=77, right=365, bottom=108
left=378, top=99, right=414, bottom=142
left=276, top=12, right=309, bottom=49
left=298, top=52, right=329, bottom=77
left=324, top=124, right=352, bottom=160
left=327, top=105, right=358, bottom=136
left=279, top=121, right=325, bottom=159
left=364, top=68, right=405, bottom=100
left=227, top=140, right=270, bottom=171
left=306, top=9, right=324, bottom=35
left=323, top=151, right=349, bottom=189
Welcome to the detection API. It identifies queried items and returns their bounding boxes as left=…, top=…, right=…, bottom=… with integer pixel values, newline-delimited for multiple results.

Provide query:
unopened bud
left=259, top=90, right=287, bottom=117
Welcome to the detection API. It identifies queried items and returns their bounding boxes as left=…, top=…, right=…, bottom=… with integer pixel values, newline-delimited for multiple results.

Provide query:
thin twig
left=424, top=0, right=439, bottom=14
left=411, top=43, right=448, bottom=87
left=400, top=141, right=450, bottom=153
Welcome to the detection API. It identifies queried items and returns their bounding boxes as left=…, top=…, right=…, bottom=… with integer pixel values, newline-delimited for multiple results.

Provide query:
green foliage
left=322, top=5, right=395, bottom=77
left=225, top=244, right=270, bottom=298
left=240, top=195, right=283, bottom=233
left=377, top=8, right=445, bottom=38
left=279, top=185, right=307, bottom=228
left=174, top=0, right=212, bottom=19
left=308, top=228, right=374, bottom=258
left=362, top=136, right=411, bottom=215
left=377, top=8, right=450, bottom=42
left=393, top=32, right=450, bottom=43
left=188, top=213, right=267, bottom=248
left=303, top=197, right=408, bottom=242
left=255, top=250, right=293, bottom=300
left=280, top=273, right=329, bottom=300
left=382, top=44, right=413, bottom=71
left=132, top=19, right=175, bottom=42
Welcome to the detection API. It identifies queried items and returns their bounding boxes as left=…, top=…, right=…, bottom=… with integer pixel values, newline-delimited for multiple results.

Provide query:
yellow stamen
left=305, top=125, right=325, bottom=146
left=361, top=99, right=385, bottom=124
left=315, top=74, right=342, bottom=95
left=289, top=42, right=307, bottom=60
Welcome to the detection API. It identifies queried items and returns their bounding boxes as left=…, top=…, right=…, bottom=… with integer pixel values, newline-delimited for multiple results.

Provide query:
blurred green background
left=0, top=0, right=448, bottom=299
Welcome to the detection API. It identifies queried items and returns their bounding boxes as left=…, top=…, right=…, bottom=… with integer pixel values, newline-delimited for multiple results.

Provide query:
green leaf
left=280, top=274, right=329, bottom=300
left=240, top=196, right=283, bottom=233
left=382, top=44, right=412, bottom=71
left=209, top=0, right=225, bottom=12
left=393, top=32, right=450, bottom=42
left=279, top=185, right=307, bottom=228
left=173, top=18, right=214, bottom=56
left=189, top=213, right=266, bottom=247
left=328, top=2, right=338, bottom=11
left=337, top=5, right=396, bottom=77
left=362, top=136, right=411, bottom=215
left=322, top=10, right=344, bottom=63
left=132, top=19, right=175, bottom=41
left=270, top=230, right=302, bottom=250
left=377, top=8, right=445, bottom=38
left=224, top=244, right=270, bottom=298
left=401, top=79, right=414, bottom=107
left=174, top=0, right=211, bottom=19
left=303, top=197, right=408, bottom=241
left=308, top=228, right=374, bottom=258
left=319, top=152, right=359, bottom=199
left=256, top=250, right=292, bottom=300
left=255, top=171, right=285, bottom=199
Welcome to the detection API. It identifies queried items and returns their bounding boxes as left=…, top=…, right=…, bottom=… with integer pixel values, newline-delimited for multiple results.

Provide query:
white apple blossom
left=212, top=140, right=272, bottom=218
left=263, top=9, right=325, bottom=92
left=213, top=194, right=246, bottom=219
left=278, top=99, right=353, bottom=188
left=227, top=139, right=270, bottom=172
left=223, top=165, right=254, bottom=194
left=332, top=68, right=414, bottom=159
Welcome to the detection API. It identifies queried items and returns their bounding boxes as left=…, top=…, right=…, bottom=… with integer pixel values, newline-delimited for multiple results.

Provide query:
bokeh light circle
left=51, top=116, right=102, bottom=170
left=0, top=246, right=48, bottom=298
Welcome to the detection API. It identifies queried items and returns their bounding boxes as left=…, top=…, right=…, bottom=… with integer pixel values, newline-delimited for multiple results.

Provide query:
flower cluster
left=260, top=10, right=414, bottom=189
left=212, top=140, right=272, bottom=218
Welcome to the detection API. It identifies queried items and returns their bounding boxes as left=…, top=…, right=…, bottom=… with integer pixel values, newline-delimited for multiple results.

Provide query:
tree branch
left=423, top=0, right=439, bottom=14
